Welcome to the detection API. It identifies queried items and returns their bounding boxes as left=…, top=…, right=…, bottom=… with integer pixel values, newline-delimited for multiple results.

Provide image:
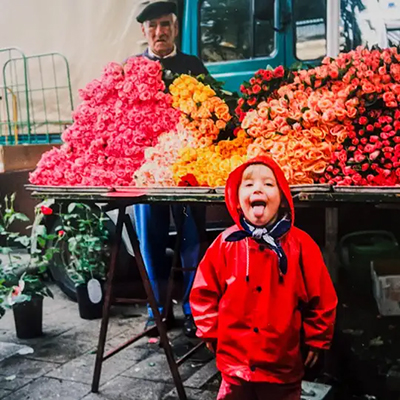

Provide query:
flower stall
left=26, top=46, right=400, bottom=400
left=29, top=47, right=400, bottom=189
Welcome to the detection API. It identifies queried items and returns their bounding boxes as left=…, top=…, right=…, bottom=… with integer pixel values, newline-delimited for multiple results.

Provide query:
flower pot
left=76, top=283, right=104, bottom=320
left=13, top=297, right=43, bottom=339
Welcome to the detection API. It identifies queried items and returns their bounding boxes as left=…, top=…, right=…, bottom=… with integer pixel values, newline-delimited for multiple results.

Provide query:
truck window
left=341, top=0, right=400, bottom=51
left=294, top=0, right=326, bottom=60
left=199, top=0, right=275, bottom=63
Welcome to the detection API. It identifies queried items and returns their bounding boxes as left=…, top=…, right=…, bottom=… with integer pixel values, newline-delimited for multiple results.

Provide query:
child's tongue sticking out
left=252, top=201, right=266, bottom=219
left=238, top=163, right=281, bottom=227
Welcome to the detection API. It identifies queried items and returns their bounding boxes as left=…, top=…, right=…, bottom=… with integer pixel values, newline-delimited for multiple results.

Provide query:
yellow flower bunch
left=170, top=75, right=216, bottom=113
left=170, top=75, right=232, bottom=146
left=172, top=131, right=253, bottom=187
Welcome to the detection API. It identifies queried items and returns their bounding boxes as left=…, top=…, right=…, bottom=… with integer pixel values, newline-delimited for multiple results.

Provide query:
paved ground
left=0, top=285, right=220, bottom=400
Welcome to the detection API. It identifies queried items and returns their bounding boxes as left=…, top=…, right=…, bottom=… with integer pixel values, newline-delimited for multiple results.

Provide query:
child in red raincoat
left=190, top=156, right=337, bottom=400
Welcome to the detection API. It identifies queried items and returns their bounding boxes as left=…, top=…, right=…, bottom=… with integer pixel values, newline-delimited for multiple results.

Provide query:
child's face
left=238, top=164, right=281, bottom=227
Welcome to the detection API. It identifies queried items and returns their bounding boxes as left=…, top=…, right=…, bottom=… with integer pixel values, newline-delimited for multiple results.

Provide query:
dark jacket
left=142, top=48, right=208, bottom=76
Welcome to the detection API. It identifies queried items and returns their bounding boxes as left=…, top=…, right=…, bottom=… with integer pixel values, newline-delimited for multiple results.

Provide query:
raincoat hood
left=225, top=156, right=294, bottom=229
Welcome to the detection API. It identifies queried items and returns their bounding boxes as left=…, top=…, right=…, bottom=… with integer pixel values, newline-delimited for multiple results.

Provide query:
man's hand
left=304, top=349, right=319, bottom=368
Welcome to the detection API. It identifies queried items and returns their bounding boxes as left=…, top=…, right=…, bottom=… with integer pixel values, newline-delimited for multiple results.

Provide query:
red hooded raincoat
left=190, top=156, right=337, bottom=384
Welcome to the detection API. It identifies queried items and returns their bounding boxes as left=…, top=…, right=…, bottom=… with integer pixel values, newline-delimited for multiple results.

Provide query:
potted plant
left=0, top=195, right=55, bottom=338
left=0, top=273, right=7, bottom=319
left=54, top=202, right=109, bottom=320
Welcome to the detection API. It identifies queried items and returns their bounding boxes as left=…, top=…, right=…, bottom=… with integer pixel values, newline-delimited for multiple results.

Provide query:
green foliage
left=0, top=195, right=55, bottom=315
left=54, top=202, right=110, bottom=285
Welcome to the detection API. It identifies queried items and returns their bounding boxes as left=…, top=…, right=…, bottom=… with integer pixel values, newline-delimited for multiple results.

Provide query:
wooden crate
left=0, top=144, right=59, bottom=173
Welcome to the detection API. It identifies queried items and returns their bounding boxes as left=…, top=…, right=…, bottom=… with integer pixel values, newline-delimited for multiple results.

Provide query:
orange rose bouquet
left=169, top=74, right=238, bottom=147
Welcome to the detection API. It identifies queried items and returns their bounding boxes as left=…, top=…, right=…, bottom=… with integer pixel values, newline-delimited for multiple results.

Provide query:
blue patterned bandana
left=225, top=214, right=291, bottom=277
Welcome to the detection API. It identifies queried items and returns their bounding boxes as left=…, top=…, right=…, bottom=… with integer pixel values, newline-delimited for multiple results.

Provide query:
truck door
left=182, top=0, right=287, bottom=91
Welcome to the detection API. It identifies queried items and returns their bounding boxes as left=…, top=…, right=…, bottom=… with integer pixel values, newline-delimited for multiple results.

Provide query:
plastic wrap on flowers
left=318, top=47, right=400, bottom=186
left=29, top=57, right=181, bottom=186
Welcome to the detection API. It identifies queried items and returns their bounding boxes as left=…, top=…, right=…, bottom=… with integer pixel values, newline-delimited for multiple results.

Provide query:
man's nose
left=155, top=24, right=164, bottom=37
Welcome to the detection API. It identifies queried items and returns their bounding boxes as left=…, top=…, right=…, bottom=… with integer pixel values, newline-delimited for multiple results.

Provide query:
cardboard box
left=0, top=144, right=59, bottom=173
left=371, top=259, right=400, bottom=316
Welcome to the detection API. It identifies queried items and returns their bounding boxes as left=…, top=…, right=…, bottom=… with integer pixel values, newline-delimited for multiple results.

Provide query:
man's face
left=142, top=14, right=178, bottom=57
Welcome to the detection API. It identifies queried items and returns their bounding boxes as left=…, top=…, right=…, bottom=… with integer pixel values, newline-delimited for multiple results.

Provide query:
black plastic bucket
left=13, top=297, right=43, bottom=339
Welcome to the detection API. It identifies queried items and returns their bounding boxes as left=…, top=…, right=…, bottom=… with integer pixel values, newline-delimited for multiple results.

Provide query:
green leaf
left=36, top=261, right=49, bottom=273
left=45, top=287, right=54, bottom=298
left=9, top=213, right=30, bottom=225
left=36, top=236, right=46, bottom=248
left=14, top=236, right=30, bottom=248
left=12, top=294, right=31, bottom=304
left=67, top=203, right=78, bottom=214
left=34, top=225, right=46, bottom=237
left=286, top=117, right=298, bottom=126
left=68, top=238, right=78, bottom=253
left=63, top=213, right=80, bottom=221
left=0, top=247, right=12, bottom=255
left=44, top=248, right=58, bottom=261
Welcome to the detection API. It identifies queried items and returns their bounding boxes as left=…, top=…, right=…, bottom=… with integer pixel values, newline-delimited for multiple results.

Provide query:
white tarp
left=0, top=0, right=148, bottom=134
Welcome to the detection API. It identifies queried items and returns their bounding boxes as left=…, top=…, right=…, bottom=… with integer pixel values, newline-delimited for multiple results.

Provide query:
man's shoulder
left=176, top=50, right=208, bottom=72
left=177, top=50, right=203, bottom=63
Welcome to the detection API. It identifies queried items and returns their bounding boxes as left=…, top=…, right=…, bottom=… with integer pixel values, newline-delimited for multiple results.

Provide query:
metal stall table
left=28, top=185, right=400, bottom=400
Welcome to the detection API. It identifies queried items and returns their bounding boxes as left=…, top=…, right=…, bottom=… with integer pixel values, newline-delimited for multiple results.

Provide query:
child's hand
left=304, top=349, right=319, bottom=368
left=206, top=341, right=217, bottom=353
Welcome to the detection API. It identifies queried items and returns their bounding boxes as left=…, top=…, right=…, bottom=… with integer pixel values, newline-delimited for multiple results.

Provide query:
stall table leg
left=91, top=206, right=188, bottom=400
left=325, top=207, right=339, bottom=283
left=92, top=206, right=125, bottom=393
left=124, top=214, right=188, bottom=400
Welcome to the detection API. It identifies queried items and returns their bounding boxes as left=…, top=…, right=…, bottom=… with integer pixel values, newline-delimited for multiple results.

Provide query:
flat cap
left=136, top=1, right=177, bottom=23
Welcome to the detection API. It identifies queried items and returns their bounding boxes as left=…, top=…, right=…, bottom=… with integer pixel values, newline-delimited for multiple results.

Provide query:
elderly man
left=133, top=1, right=208, bottom=337
left=137, top=1, right=208, bottom=75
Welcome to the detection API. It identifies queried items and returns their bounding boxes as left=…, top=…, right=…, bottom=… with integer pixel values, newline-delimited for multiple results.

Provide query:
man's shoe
left=183, top=314, right=197, bottom=338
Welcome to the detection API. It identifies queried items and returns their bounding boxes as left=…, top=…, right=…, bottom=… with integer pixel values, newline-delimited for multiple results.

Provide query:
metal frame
left=0, top=48, right=74, bottom=145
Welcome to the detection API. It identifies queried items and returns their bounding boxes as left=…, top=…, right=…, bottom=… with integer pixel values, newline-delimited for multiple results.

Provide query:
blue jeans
left=133, top=204, right=205, bottom=318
